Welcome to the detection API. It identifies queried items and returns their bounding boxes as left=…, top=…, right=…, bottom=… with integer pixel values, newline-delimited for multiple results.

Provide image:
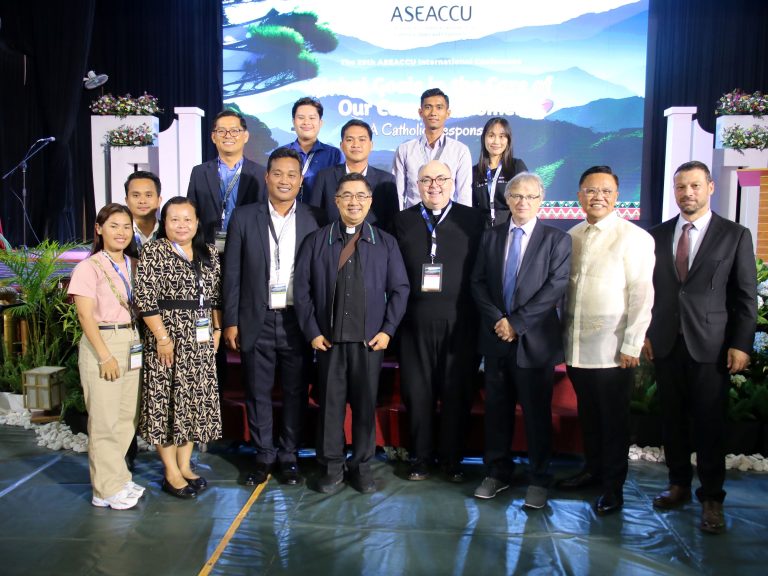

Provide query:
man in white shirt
left=124, top=170, right=161, bottom=254
left=392, top=88, right=472, bottom=210
left=560, top=165, right=655, bottom=516
left=222, top=148, right=323, bottom=487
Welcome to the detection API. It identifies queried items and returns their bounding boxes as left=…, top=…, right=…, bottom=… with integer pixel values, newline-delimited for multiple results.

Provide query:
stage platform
left=0, top=424, right=766, bottom=575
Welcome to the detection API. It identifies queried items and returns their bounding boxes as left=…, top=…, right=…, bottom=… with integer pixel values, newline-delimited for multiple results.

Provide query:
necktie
left=503, top=227, right=523, bottom=315
left=675, top=222, right=693, bottom=283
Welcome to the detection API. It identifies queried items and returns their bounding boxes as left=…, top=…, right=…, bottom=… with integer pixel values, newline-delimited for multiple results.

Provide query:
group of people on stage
left=68, top=88, right=756, bottom=537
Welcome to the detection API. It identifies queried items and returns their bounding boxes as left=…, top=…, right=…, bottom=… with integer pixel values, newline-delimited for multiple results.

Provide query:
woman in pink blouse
left=68, top=203, right=143, bottom=510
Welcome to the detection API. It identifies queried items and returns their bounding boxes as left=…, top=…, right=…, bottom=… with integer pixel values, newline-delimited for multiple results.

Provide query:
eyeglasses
left=508, top=194, right=541, bottom=203
left=581, top=188, right=615, bottom=197
left=213, top=128, right=245, bottom=138
left=418, top=176, right=451, bottom=187
left=336, top=193, right=372, bottom=202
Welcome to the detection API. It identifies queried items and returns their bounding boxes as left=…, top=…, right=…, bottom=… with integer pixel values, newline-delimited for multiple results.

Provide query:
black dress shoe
left=316, top=471, right=345, bottom=495
left=595, top=492, right=623, bottom=516
left=442, top=463, right=465, bottom=484
left=279, top=462, right=304, bottom=486
left=557, top=470, right=601, bottom=490
left=349, top=470, right=376, bottom=494
left=245, top=463, right=271, bottom=486
left=407, top=460, right=430, bottom=481
left=186, top=476, right=208, bottom=492
left=162, top=478, right=197, bottom=499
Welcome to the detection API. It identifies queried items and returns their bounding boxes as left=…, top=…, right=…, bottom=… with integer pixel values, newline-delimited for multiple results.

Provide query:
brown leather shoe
left=700, top=500, right=725, bottom=534
left=652, top=485, right=691, bottom=509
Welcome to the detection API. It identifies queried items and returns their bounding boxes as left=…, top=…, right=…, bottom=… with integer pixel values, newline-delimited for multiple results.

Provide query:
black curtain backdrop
left=1, top=0, right=767, bottom=245
left=0, top=0, right=222, bottom=246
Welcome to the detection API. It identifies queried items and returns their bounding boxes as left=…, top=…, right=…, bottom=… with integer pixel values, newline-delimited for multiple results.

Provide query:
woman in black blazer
left=471, top=117, right=527, bottom=227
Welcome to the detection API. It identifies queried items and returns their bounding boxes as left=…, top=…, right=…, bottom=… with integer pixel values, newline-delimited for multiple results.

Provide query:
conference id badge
left=421, top=263, right=443, bottom=292
left=214, top=228, right=227, bottom=253
left=195, top=317, right=211, bottom=343
left=129, top=342, right=143, bottom=371
left=269, top=283, right=288, bottom=309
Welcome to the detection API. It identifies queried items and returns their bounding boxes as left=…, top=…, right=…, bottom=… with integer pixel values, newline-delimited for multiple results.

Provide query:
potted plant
left=714, top=88, right=768, bottom=149
left=0, top=240, right=84, bottom=418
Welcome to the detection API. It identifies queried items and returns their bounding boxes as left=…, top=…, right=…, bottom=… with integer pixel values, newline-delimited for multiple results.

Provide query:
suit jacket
left=392, top=202, right=485, bottom=324
left=471, top=219, right=571, bottom=366
left=313, top=165, right=399, bottom=231
left=222, top=201, right=322, bottom=352
left=187, top=157, right=267, bottom=244
left=647, top=212, right=756, bottom=362
left=293, top=221, right=410, bottom=342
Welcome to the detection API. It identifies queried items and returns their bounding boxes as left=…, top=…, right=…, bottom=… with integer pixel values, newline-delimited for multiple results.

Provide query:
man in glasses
left=294, top=173, right=409, bottom=495
left=560, top=165, right=655, bottom=516
left=392, top=160, right=485, bottom=483
left=187, top=110, right=267, bottom=249
left=470, top=172, right=571, bottom=509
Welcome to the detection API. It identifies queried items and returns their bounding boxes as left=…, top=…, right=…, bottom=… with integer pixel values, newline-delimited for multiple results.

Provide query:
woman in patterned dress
left=135, top=197, right=222, bottom=499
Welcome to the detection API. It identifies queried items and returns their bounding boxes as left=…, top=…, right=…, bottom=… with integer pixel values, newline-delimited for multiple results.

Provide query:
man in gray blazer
left=470, top=172, right=571, bottom=509
left=222, top=147, right=323, bottom=487
left=643, top=160, right=756, bottom=534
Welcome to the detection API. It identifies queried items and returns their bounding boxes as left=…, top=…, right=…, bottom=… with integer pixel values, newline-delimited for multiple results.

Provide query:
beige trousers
left=79, top=327, right=140, bottom=499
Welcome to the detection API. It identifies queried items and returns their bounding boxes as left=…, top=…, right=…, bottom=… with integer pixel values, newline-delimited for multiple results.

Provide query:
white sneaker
left=124, top=481, right=145, bottom=498
left=92, top=488, right=139, bottom=510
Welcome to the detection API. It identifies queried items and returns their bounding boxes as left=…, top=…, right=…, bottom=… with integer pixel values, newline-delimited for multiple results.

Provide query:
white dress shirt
left=268, top=200, right=297, bottom=306
left=564, top=211, right=655, bottom=368
left=672, top=210, right=712, bottom=267
left=392, top=133, right=472, bottom=209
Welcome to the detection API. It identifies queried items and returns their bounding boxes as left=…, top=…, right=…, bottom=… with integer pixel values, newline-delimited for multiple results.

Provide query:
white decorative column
left=91, top=115, right=160, bottom=211
left=712, top=148, right=768, bottom=221
left=662, top=107, right=714, bottom=221
left=109, top=146, right=161, bottom=207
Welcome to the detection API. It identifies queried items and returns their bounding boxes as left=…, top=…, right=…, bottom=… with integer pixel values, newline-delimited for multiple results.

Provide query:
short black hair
left=675, top=160, right=712, bottom=183
left=340, top=119, right=373, bottom=140
left=213, top=109, right=247, bottom=130
left=292, top=97, right=323, bottom=119
left=124, top=170, right=161, bottom=196
left=268, top=147, right=302, bottom=172
left=420, top=88, right=449, bottom=108
left=157, top=196, right=212, bottom=268
left=578, top=165, right=619, bottom=188
left=336, top=172, right=371, bottom=195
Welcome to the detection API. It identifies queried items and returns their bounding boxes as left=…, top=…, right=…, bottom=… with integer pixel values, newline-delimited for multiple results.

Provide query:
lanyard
left=172, top=242, right=205, bottom=309
left=301, top=151, right=316, bottom=177
left=486, top=166, right=503, bottom=224
left=267, top=207, right=296, bottom=274
left=422, top=137, right=446, bottom=166
left=219, top=163, right=243, bottom=224
left=102, top=251, right=132, bottom=306
left=419, top=201, right=453, bottom=263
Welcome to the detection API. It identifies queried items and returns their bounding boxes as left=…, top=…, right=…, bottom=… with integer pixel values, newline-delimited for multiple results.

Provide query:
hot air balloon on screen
left=542, top=99, right=554, bottom=114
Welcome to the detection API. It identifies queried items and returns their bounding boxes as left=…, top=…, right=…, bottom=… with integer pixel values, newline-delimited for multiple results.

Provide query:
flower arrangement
left=720, top=124, right=768, bottom=151
left=715, top=89, right=767, bottom=117
left=105, top=123, right=156, bottom=147
left=90, top=93, right=162, bottom=118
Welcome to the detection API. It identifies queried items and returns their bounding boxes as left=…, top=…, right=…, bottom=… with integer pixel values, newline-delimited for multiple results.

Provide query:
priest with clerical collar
left=293, top=172, right=409, bottom=496
left=392, top=160, right=486, bottom=484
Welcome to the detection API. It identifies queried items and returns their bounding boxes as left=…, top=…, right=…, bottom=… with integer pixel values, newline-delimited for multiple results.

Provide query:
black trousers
left=567, top=365, right=633, bottom=495
left=484, top=353, right=554, bottom=486
left=316, top=342, right=383, bottom=475
left=654, top=335, right=729, bottom=503
left=241, top=308, right=310, bottom=465
left=399, top=318, right=477, bottom=464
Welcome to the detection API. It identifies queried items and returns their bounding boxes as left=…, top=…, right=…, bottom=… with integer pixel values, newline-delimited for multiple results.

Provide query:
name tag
left=270, top=283, right=288, bottom=309
left=196, top=317, right=211, bottom=343
left=214, top=229, right=227, bottom=253
left=129, top=342, right=143, bottom=371
left=421, top=263, right=443, bottom=292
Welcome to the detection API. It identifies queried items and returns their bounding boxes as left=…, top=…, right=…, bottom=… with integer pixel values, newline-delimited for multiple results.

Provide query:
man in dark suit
left=313, top=119, right=399, bottom=231
left=470, top=172, right=571, bottom=508
left=294, top=172, right=409, bottom=495
left=392, top=160, right=485, bottom=483
left=222, top=148, right=322, bottom=487
left=643, top=160, right=756, bottom=535
left=187, top=110, right=267, bottom=248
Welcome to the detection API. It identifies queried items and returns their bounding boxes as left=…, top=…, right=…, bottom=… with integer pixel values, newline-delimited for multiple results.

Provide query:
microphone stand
left=2, top=138, right=54, bottom=246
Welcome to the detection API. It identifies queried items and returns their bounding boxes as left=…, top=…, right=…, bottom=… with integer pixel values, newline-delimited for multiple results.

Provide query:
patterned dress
left=135, top=239, right=222, bottom=445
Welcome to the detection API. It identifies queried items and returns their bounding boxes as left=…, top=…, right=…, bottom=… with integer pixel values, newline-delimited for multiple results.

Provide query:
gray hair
left=504, top=172, right=545, bottom=200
